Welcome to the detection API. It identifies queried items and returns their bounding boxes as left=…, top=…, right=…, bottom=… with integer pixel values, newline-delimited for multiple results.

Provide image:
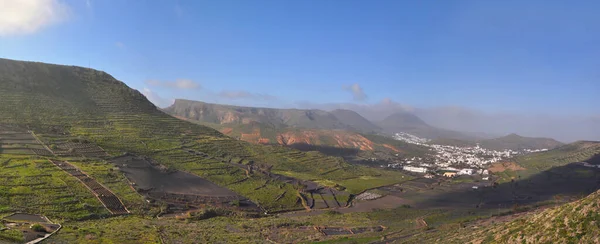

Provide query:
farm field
left=0, top=59, right=599, bottom=243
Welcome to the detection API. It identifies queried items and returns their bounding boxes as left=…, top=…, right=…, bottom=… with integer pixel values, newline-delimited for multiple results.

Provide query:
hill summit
left=377, top=112, right=476, bottom=140
left=479, top=133, right=564, bottom=151
left=165, top=99, right=352, bottom=130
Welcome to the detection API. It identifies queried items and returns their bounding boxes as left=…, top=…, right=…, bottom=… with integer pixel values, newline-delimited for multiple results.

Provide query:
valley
left=0, top=59, right=598, bottom=243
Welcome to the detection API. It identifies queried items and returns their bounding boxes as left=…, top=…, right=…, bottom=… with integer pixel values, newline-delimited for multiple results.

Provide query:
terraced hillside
left=492, top=141, right=600, bottom=182
left=0, top=58, right=410, bottom=213
left=447, top=189, right=600, bottom=243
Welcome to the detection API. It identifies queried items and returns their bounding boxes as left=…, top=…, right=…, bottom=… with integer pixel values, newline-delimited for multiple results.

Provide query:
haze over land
left=1, top=0, right=600, bottom=243
left=2, top=1, right=598, bottom=142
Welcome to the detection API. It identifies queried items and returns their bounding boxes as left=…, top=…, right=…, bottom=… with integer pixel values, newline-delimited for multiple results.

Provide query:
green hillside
left=0, top=58, right=410, bottom=213
left=453, top=189, right=600, bottom=243
left=494, top=141, right=600, bottom=182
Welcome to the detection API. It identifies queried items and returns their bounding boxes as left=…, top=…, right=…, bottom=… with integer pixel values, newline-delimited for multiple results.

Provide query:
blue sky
left=1, top=0, right=599, bottom=116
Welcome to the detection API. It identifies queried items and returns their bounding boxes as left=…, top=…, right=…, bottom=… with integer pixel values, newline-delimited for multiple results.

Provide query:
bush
left=31, top=224, right=46, bottom=232
left=177, top=207, right=231, bottom=221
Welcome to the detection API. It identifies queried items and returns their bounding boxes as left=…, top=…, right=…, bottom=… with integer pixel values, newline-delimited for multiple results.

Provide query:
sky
left=1, top=0, right=599, bottom=141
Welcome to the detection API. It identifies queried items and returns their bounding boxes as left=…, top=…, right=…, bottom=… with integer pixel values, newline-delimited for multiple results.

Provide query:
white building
left=457, top=168, right=474, bottom=175
left=403, top=166, right=428, bottom=173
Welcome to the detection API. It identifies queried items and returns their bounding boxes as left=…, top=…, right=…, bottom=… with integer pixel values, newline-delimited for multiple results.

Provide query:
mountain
left=489, top=140, right=600, bottom=182
left=377, top=112, right=477, bottom=140
left=330, top=109, right=382, bottom=133
left=479, top=133, right=564, bottom=151
left=165, top=99, right=351, bottom=130
left=0, top=58, right=409, bottom=212
left=165, top=100, right=428, bottom=157
left=427, top=134, right=563, bottom=151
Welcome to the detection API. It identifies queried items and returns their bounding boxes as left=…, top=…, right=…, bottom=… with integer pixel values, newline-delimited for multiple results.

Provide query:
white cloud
left=218, top=90, right=277, bottom=101
left=142, top=88, right=174, bottom=108
left=145, top=79, right=200, bottom=90
left=0, top=0, right=70, bottom=36
left=342, top=83, right=367, bottom=101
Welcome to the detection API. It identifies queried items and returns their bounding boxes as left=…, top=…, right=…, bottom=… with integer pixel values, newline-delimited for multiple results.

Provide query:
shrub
left=31, top=224, right=46, bottom=232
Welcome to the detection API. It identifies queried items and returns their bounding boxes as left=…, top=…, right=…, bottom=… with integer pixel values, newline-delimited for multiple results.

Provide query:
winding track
left=49, top=159, right=129, bottom=215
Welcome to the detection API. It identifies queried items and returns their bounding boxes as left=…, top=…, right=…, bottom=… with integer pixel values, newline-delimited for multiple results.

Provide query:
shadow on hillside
left=586, top=153, right=600, bottom=164
left=408, top=158, right=600, bottom=210
left=285, top=143, right=361, bottom=157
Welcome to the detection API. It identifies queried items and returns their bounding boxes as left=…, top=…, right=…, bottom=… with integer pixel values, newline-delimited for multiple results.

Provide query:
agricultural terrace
left=493, top=141, right=600, bottom=182
left=0, top=155, right=110, bottom=221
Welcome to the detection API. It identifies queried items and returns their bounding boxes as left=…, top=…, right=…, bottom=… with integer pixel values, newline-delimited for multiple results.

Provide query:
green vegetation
left=436, top=190, right=600, bottom=243
left=30, top=223, right=46, bottom=232
left=1, top=58, right=598, bottom=243
left=0, top=228, right=24, bottom=243
left=498, top=141, right=600, bottom=182
left=0, top=58, right=411, bottom=213
left=0, top=155, right=109, bottom=221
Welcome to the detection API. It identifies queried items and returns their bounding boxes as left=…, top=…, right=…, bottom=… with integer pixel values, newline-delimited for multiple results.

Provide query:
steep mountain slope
left=456, top=189, right=600, bottom=243
left=0, top=58, right=410, bottom=211
left=164, top=99, right=351, bottom=130
left=479, top=133, right=564, bottom=151
left=377, top=112, right=476, bottom=140
left=330, top=109, right=382, bottom=133
left=490, top=140, right=600, bottom=182
left=165, top=99, right=426, bottom=156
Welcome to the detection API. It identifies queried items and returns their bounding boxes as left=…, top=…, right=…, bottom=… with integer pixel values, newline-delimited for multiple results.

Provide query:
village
left=386, top=132, right=549, bottom=179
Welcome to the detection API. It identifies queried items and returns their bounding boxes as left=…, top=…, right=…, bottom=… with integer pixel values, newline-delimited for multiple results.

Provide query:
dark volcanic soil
left=110, top=155, right=237, bottom=197
left=3, top=213, right=49, bottom=223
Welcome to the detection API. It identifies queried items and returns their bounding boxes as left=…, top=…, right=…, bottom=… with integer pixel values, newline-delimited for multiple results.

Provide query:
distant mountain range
left=164, top=100, right=430, bottom=155
left=428, top=133, right=564, bottom=151
left=165, top=99, right=351, bottom=130
left=478, top=133, right=564, bottom=151
left=376, top=111, right=480, bottom=141
left=164, top=99, right=563, bottom=152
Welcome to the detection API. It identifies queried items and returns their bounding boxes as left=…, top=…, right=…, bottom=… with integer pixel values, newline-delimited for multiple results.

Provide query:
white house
left=457, top=168, right=474, bottom=175
left=403, top=166, right=428, bottom=173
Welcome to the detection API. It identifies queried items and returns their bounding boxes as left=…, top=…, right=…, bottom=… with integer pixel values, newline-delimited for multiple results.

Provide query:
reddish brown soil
left=220, top=127, right=233, bottom=135
left=240, top=128, right=262, bottom=143
left=174, top=115, right=190, bottom=121
left=488, top=161, right=526, bottom=173
left=257, top=138, right=270, bottom=144
left=382, top=144, right=402, bottom=153
left=277, top=130, right=375, bottom=151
